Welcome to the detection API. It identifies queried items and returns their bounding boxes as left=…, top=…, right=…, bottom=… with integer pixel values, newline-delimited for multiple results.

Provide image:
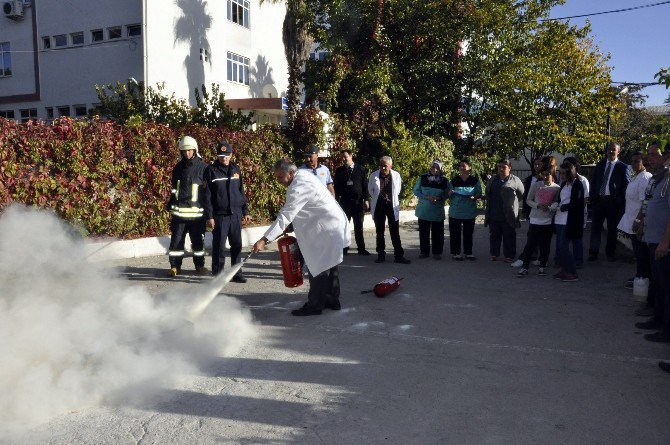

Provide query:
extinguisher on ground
left=277, top=234, right=303, bottom=288
left=361, top=276, right=403, bottom=298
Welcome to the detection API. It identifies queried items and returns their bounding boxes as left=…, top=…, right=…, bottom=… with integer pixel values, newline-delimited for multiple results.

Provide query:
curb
left=85, top=210, right=420, bottom=261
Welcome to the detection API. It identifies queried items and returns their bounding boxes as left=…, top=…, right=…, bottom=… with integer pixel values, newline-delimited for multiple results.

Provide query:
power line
left=543, top=0, right=670, bottom=21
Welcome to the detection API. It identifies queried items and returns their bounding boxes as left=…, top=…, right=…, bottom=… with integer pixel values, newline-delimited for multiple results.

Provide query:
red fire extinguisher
left=361, top=276, right=404, bottom=298
left=277, top=235, right=303, bottom=288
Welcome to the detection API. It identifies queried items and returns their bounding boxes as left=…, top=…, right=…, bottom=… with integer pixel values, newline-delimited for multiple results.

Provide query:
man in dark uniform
left=334, top=150, right=371, bottom=255
left=167, top=136, right=209, bottom=277
left=203, top=141, right=251, bottom=283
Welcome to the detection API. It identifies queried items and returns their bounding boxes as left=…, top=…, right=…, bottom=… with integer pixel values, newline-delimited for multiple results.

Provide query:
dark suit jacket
left=334, top=163, right=369, bottom=214
left=590, top=158, right=630, bottom=207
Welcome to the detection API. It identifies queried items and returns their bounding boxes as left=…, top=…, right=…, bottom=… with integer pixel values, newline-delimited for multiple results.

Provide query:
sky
left=550, top=0, right=670, bottom=106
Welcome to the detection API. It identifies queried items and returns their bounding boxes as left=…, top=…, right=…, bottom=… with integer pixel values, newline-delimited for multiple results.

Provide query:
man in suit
left=588, top=142, right=631, bottom=261
left=334, top=150, right=371, bottom=255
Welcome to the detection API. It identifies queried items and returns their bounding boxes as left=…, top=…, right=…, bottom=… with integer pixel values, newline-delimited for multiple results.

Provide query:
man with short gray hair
left=368, top=156, right=411, bottom=264
left=253, top=158, right=351, bottom=316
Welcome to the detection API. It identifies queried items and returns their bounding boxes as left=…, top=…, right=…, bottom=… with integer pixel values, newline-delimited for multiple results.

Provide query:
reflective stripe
left=168, top=251, right=185, bottom=256
left=191, top=184, right=199, bottom=202
left=175, top=207, right=203, bottom=213
left=175, top=180, right=180, bottom=199
left=171, top=211, right=204, bottom=219
left=192, top=250, right=205, bottom=257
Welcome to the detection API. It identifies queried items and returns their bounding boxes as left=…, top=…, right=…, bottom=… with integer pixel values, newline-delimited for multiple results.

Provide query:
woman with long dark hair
left=554, top=162, right=585, bottom=282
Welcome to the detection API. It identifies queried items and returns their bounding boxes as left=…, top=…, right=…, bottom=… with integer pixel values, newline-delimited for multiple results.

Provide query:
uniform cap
left=216, top=141, right=233, bottom=157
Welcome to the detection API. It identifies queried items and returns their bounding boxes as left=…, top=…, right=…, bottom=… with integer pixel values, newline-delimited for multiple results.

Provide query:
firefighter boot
left=167, top=267, right=179, bottom=277
left=196, top=266, right=210, bottom=276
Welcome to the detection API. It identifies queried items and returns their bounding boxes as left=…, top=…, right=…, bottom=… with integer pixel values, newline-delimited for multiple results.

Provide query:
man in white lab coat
left=253, top=158, right=351, bottom=316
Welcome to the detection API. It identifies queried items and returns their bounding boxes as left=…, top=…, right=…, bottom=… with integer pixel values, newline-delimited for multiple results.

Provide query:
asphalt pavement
left=17, top=220, right=670, bottom=444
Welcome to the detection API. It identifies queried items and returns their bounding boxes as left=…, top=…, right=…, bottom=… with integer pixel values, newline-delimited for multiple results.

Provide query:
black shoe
left=587, top=254, right=598, bottom=262
left=607, top=256, right=616, bottom=262
left=659, top=361, right=670, bottom=374
left=231, top=273, right=247, bottom=283
left=291, top=305, right=322, bottom=316
left=394, top=257, right=411, bottom=264
left=325, top=300, right=341, bottom=310
left=644, top=330, right=670, bottom=343
left=375, top=255, right=386, bottom=263
left=635, top=319, right=663, bottom=330
left=358, top=249, right=371, bottom=256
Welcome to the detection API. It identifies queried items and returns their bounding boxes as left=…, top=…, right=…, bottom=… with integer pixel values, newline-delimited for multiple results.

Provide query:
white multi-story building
left=0, top=0, right=289, bottom=125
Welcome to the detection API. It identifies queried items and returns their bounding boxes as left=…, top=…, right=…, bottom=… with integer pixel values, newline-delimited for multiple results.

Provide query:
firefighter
left=167, top=136, right=209, bottom=277
left=203, top=141, right=251, bottom=283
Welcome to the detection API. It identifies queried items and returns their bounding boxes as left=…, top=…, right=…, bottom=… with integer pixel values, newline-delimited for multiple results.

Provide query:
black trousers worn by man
left=169, top=217, right=206, bottom=269
left=211, top=213, right=242, bottom=275
left=305, top=265, right=341, bottom=310
left=489, top=219, right=517, bottom=259
left=343, top=205, right=366, bottom=253
left=374, top=204, right=404, bottom=259
left=589, top=196, right=624, bottom=259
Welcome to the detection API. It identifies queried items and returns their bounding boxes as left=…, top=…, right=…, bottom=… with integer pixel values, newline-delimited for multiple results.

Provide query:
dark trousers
left=344, top=208, right=366, bottom=251
left=554, top=236, right=584, bottom=267
left=631, top=237, right=651, bottom=279
left=520, top=224, right=554, bottom=269
left=489, top=219, right=516, bottom=258
left=306, top=265, right=340, bottom=310
left=169, top=217, right=205, bottom=269
left=649, top=243, right=670, bottom=326
left=589, top=197, right=624, bottom=258
left=212, top=213, right=242, bottom=275
left=449, top=217, right=475, bottom=256
left=374, top=205, right=404, bottom=259
left=418, top=219, right=444, bottom=255
left=556, top=224, right=577, bottom=275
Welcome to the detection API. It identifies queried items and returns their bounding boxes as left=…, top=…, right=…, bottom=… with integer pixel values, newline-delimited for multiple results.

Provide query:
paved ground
left=18, top=221, right=670, bottom=444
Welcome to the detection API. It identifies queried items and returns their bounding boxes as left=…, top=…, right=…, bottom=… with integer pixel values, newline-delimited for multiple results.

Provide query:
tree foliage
left=93, top=81, right=253, bottom=130
left=303, top=0, right=613, bottom=171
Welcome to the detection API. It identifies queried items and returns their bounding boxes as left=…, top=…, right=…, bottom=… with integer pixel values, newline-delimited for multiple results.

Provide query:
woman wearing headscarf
left=448, top=159, right=483, bottom=260
left=413, top=159, right=451, bottom=260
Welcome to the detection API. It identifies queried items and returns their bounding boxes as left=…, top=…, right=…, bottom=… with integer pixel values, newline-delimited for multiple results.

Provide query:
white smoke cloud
left=0, top=205, right=256, bottom=438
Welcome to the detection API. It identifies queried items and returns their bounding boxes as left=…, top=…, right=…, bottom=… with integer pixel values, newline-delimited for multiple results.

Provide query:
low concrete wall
left=85, top=210, right=419, bottom=261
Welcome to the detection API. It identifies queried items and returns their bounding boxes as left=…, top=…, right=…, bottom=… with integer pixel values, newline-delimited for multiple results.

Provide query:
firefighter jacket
left=203, top=161, right=249, bottom=219
left=168, top=157, right=208, bottom=219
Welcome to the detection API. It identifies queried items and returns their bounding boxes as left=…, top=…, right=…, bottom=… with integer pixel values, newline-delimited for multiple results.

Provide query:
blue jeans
left=555, top=224, right=577, bottom=275
left=554, top=235, right=583, bottom=267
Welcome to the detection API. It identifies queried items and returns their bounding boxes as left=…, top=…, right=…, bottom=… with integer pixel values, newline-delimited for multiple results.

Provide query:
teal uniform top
left=448, top=175, right=482, bottom=220
left=413, top=174, right=451, bottom=221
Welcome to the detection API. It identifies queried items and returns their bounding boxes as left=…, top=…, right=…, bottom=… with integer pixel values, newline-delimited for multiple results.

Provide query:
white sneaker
left=531, top=260, right=541, bottom=266
left=511, top=259, right=523, bottom=268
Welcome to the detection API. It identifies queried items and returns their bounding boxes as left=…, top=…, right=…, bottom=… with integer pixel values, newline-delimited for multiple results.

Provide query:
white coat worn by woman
left=259, top=168, right=351, bottom=316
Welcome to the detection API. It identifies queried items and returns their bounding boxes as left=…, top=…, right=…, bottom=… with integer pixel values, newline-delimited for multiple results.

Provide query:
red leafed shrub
left=0, top=118, right=290, bottom=238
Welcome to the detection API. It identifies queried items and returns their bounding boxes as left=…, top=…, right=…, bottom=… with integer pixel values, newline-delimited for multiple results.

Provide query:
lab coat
left=264, top=170, right=351, bottom=276
left=368, top=169, right=402, bottom=221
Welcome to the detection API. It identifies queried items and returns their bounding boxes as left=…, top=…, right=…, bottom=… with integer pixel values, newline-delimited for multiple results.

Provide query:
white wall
left=0, top=0, right=143, bottom=119
left=145, top=0, right=288, bottom=106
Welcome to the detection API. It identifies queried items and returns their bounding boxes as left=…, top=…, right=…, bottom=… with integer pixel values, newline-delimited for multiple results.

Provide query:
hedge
left=0, top=118, right=289, bottom=238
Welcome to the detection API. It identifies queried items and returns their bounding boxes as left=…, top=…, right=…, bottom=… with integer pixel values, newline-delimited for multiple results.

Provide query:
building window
left=73, top=105, right=87, bottom=117
left=91, top=29, right=103, bottom=42
left=108, top=27, right=122, bottom=40
left=227, top=52, right=249, bottom=85
left=54, top=35, right=67, bottom=47
left=1, top=42, right=11, bottom=76
left=227, top=0, right=249, bottom=28
left=42, top=37, right=51, bottom=50
left=57, top=106, right=70, bottom=117
left=19, top=109, right=37, bottom=123
left=0, top=110, right=15, bottom=119
left=127, top=24, right=141, bottom=37
left=45, top=107, right=54, bottom=119
left=309, top=51, right=329, bottom=61
left=71, top=32, right=84, bottom=46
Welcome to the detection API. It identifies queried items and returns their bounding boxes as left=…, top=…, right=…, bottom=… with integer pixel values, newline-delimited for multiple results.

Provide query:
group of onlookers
left=165, top=135, right=670, bottom=371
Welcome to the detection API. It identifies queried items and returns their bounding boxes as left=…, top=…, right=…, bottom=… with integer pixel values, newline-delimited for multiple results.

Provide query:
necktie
left=600, top=162, right=612, bottom=196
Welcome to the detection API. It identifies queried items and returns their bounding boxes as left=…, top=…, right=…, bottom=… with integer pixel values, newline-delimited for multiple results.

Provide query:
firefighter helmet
left=178, top=136, right=198, bottom=152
